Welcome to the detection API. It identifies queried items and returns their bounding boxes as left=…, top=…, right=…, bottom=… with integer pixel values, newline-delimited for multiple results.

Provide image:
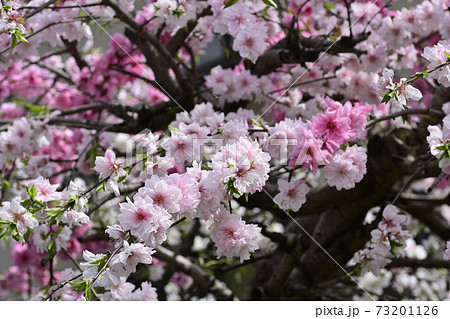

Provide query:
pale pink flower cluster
left=374, top=68, right=423, bottom=109
left=263, top=118, right=302, bottom=160
left=427, top=114, right=450, bottom=174
left=153, top=0, right=198, bottom=30
left=94, top=149, right=126, bottom=196
left=353, top=205, right=411, bottom=276
left=98, top=278, right=158, bottom=301
left=211, top=137, right=271, bottom=196
left=0, top=0, right=26, bottom=34
left=0, top=118, right=52, bottom=167
left=421, top=40, right=450, bottom=87
left=135, top=175, right=183, bottom=214
left=31, top=176, right=61, bottom=203
left=118, top=196, right=172, bottom=248
left=323, top=145, right=367, bottom=191
left=209, top=1, right=269, bottom=62
left=81, top=242, right=155, bottom=290
left=273, top=178, right=310, bottom=212
left=210, top=208, right=261, bottom=262
left=18, top=177, right=90, bottom=253
left=0, top=196, right=38, bottom=241
left=288, top=98, right=371, bottom=174
left=204, top=66, right=274, bottom=104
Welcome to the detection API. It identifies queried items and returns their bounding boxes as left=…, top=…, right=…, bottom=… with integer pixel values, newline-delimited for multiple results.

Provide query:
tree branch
left=154, top=245, right=238, bottom=300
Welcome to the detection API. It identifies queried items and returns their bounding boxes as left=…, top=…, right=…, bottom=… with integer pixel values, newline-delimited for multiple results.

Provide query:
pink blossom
left=323, top=154, right=358, bottom=191
left=232, top=25, right=269, bottom=63
left=210, top=209, right=261, bottom=262
left=111, top=242, right=154, bottom=277
left=166, top=173, right=201, bottom=218
left=94, top=149, right=126, bottom=180
left=379, top=205, right=407, bottom=232
left=0, top=197, right=38, bottom=239
left=211, top=137, right=271, bottom=195
left=135, top=175, right=183, bottom=214
left=289, top=131, right=330, bottom=173
left=130, top=281, right=158, bottom=300
left=106, top=224, right=127, bottom=247
left=31, top=176, right=60, bottom=202
left=94, top=149, right=126, bottom=196
left=61, top=209, right=90, bottom=227
left=161, top=131, right=194, bottom=163
left=422, top=40, right=450, bottom=87
left=273, top=178, right=310, bottom=212
left=118, top=196, right=172, bottom=247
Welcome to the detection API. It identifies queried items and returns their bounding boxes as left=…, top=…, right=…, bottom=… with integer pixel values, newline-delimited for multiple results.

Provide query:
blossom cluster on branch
left=0, top=0, right=450, bottom=301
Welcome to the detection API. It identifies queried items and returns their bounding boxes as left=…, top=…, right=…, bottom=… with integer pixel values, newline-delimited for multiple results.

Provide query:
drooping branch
left=389, top=258, right=450, bottom=269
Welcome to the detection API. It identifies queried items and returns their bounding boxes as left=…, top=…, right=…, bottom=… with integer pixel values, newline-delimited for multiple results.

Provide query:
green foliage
left=410, top=66, right=428, bottom=81
left=85, top=143, right=101, bottom=163
left=381, top=89, right=396, bottom=104
left=262, top=0, right=278, bottom=9
left=223, top=178, right=241, bottom=198
left=389, top=239, right=404, bottom=257
left=224, top=0, right=239, bottom=8
left=96, top=181, right=107, bottom=192
left=27, top=184, right=37, bottom=200
left=436, top=143, right=450, bottom=160
left=323, top=2, right=335, bottom=10
left=348, top=263, right=362, bottom=277
left=10, top=31, right=28, bottom=52
left=251, top=118, right=265, bottom=128
left=70, top=280, right=93, bottom=301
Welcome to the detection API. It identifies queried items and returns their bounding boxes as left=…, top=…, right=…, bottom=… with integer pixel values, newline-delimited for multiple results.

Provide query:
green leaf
left=251, top=118, right=264, bottom=128
left=85, top=281, right=92, bottom=301
left=16, top=33, right=28, bottom=43
left=20, top=199, right=31, bottom=207
left=47, top=237, right=57, bottom=258
left=136, top=154, right=148, bottom=160
left=168, top=125, right=180, bottom=132
left=27, top=184, right=37, bottom=199
left=10, top=34, right=18, bottom=52
left=348, top=263, right=362, bottom=277
left=10, top=224, right=19, bottom=241
left=410, top=66, right=428, bottom=80
left=45, top=207, right=66, bottom=225
left=245, top=192, right=249, bottom=202
left=225, top=0, right=239, bottom=8
left=445, top=51, right=450, bottom=60
left=323, top=2, right=335, bottom=10
left=381, top=90, right=395, bottom=104
left=1, top=180, right=12, bottom=191
left=171, top=8, right=184, bottom=18
left=96, top=182, right=106, bottom=192
left=284, top=8, right=295, bottom=15
left=85, top=143, right=100, bottom=162
left=23, top=229, right=32, bottom=242
left=70, top=279, right=93, bottom=300
left=262, top=0, right=277, bottom=8
left=23, top=103, right=48, bottom=115
left=70, top=281, right=86, bottom=291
